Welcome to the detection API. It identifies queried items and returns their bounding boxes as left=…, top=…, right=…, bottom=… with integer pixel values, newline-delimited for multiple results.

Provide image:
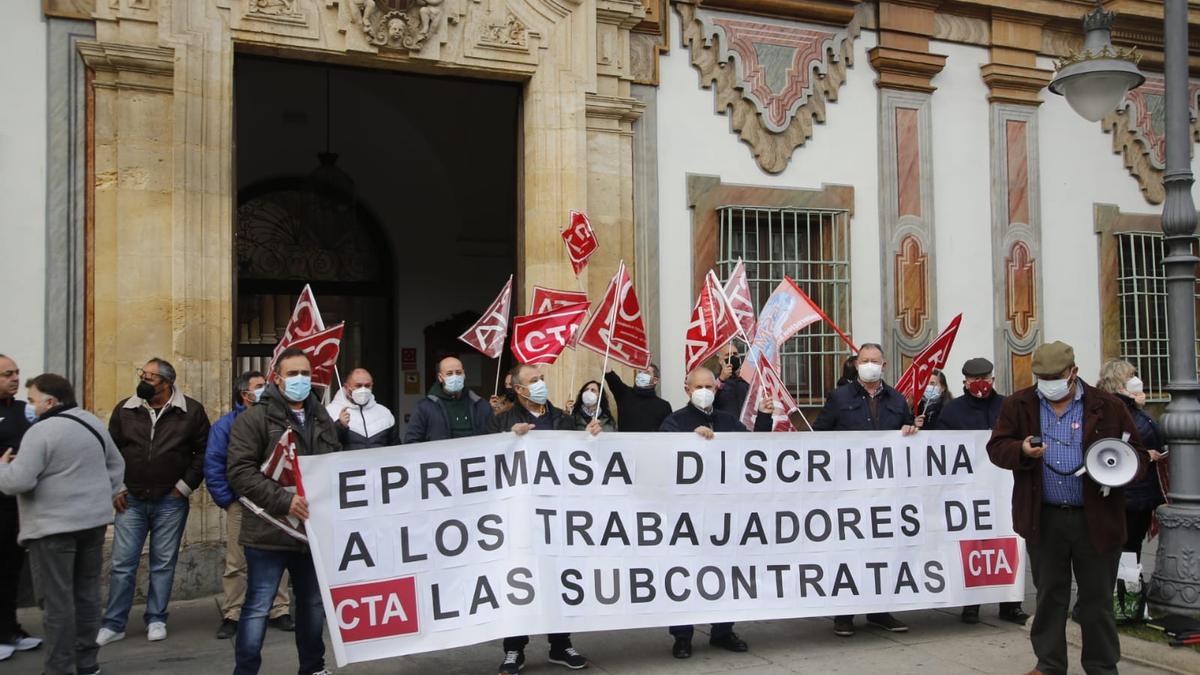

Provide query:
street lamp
left=1051, top=0, right=1200, bottom=616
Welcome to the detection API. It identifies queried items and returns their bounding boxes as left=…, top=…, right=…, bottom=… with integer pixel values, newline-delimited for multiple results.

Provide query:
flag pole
left=593, top=261, right=623, bottom=421
left=494, top=274, right=514, bottom=397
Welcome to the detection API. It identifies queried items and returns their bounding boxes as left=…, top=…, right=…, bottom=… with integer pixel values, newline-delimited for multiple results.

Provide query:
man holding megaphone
left=987, top=341, right=1150, bottom=675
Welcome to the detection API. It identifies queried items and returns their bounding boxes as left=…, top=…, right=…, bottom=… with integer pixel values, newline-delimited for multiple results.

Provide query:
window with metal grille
left=1114, top=231, right=1200, bottom=401
left=716, top=205, right=851, bottom=405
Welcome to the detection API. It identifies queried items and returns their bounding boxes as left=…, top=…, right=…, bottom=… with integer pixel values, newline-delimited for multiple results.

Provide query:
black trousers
left=26, top=526, right=106, bottom=675
left=669, top=622, right=733, bottom=640
left=1123, top=509, right=1154, bottom=559
left=502, top=633, right=571, bottom=652
left=1028, top=506, right=1120, bottom=675
left=0, top=499, right=23, bottom=639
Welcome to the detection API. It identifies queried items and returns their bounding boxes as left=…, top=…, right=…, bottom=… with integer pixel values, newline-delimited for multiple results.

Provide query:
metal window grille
left=716, top=205, right=851, bottom=405
left=1114, top=231, right=1200, bottom=401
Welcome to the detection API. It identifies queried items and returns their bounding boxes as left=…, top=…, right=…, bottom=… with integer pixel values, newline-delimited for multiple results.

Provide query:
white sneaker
left=146, top=622, right=167, bottom=641
left=12, top=633, right=42, bottom=651
left=311, top=670, right=333, bottom=675
left=0, top=643, right=13, bottom=661
left=95, top=628, right=125, bottom=646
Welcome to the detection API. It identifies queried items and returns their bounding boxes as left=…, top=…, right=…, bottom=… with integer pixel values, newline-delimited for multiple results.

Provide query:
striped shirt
left=1039, top=384, right=1085, bottom=506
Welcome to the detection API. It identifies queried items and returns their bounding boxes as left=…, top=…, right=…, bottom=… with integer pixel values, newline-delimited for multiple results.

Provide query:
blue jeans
left=101, top=492, right=189, bottom=631
left=235, top=547, right=325, bottom=675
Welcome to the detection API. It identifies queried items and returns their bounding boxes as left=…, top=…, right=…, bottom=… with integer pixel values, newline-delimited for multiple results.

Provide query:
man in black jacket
left=932, top=357, right=1029, bottom=626
left=227, top=347, right=342, bottom=675
left=603, top=363, right=671, bottom=432
left=660, top=366, right=774, bottom=659
left=494, top=363, right=598, bottom=674
left=99, top=357, right=210, bottom=646
left=0, top=355, right=40, bottom=660
left=405, top=356, right=493, bottom=443
left=812, top=343, right=917, bottom=637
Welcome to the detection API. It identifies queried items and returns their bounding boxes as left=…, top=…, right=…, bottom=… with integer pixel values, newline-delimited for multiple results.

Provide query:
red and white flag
left=894, top=313, right=964, bottom=411
left=740, top=353, right=801, bottom=432
left=238, top=429, right=307, bottom=543
left=561, top=210, right=599, bottom=276
left=724, top=259, right=756, bottom=340
left=577, top=261, right=651, bottom=369
left=510, top=301, right=591, bottom=365
left=530, top=286, right=589, bottom=348
left=285, top=323, right=344, bottom=389
left=684, top=270, right=740, bottom=373
left=274, top=284, right=325, bottom=362
left=458, top=276, right=514, bottom=359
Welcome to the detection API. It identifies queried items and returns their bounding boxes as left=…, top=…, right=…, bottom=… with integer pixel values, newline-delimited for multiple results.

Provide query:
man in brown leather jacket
left=987, top=341, right=1148, bottom=675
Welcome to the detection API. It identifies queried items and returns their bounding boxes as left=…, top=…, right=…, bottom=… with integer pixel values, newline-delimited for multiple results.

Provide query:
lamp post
left=1051, top=0, right=1199, bottom=615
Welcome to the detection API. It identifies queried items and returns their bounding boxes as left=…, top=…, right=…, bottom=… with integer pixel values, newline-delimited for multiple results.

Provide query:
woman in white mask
left=569, top=381, right=616, bottom=432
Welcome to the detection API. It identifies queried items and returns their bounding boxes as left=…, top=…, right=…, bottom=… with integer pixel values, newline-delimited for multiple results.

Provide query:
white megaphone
left=1077, top=434, right=1139, bottom=497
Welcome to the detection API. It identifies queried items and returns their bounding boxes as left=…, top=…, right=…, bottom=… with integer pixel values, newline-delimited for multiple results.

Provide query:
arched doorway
left=234, top=175, right=396, bottom=408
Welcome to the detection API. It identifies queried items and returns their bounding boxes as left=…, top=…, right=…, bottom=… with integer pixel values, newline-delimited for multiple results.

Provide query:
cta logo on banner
left=458, top=276, right=514, bottom=359
left=561, top=211, right=598, bottom=276
left=331, top=577, right=419, bottom=642
left=577, top=261, right=651, bottom=369
left=510, top=301, right=590, bottom=365
left=959, top=538, right=1020, bottom=588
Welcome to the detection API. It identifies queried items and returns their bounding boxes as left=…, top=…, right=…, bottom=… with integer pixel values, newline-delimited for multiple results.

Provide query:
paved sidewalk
left=13, top=595, right=1200, bottom=674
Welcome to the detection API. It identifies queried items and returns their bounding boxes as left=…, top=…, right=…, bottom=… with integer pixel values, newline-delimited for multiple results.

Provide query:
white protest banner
left=299, top=430, right=1023, bottom=666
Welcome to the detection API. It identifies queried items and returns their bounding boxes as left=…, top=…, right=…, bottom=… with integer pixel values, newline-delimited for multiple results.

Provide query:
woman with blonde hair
left=1095, top=359, right=1164, bottom=565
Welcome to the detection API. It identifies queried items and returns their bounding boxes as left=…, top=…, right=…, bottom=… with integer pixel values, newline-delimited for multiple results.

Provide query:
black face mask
left=136, top=381, right=157, bottom=401
left=729, top=354, right=743, bottom=372
left=503, top=387, right=517, bottom=402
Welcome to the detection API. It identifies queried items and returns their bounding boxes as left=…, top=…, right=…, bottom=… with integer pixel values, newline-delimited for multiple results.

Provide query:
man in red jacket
left=987, top=341, right=1148, bottom=675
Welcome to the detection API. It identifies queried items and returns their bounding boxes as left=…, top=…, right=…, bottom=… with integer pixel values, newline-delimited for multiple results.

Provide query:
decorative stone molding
left=990, top=105, right=1044, bottom=392
left=879, top=90, right=937, bottom=368
left=868, top=0, right=946, bottom=94
left=981, top=63, right=1054, bottom=105
left=675, top=0, right=859, bottom=174
left=1101, top=75, right=1200, bottom=205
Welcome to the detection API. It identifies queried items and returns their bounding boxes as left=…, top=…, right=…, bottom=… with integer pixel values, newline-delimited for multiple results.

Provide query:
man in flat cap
left=987, top=341, right=1149, bottom=675
left=934, top=357, right=1029, bottom=626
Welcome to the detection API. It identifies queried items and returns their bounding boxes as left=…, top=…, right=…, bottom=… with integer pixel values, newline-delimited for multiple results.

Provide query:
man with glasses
left=204, top=371, right=294, bottom=639
left=98, top=358, right=210, bottom=646
left=0, top=355, right=42, bottom=660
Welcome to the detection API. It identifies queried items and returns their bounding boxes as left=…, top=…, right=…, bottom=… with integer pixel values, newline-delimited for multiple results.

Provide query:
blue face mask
left=252, top=387, right=265, bottom=402
left=443, top=374, right=465, bottom=394
left=923, top=384, right=941, bottom=401
left=283, top=375, right=312, bottom=402
left=635, top=372, right=653, bottom=388
left=525, top=380, right=549, bottom=405
left=24, top=403, right=38, bottom=423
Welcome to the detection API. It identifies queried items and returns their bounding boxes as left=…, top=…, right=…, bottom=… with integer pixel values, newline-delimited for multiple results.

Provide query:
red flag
left=530, top=286, right=589, bottom=349
left=273, top=284, right=326, bottom=361
left=286, top=322, right=344, bottom=389
left=723, top=259, right=756, bottom=339
left=739, top=350, right=803, bottom=432
left=684, top=270, right=741, bottom=373
left=577, top=262, right=651, bottom=369
left=238, top=429, right=307, bottom=543
left=458, top=276, right=513, bottom=359
left=510, top=301, right=591, bottom=365
left=561, top=210, right=598, bottom=276
left=894, top=313, right=964, bottom=411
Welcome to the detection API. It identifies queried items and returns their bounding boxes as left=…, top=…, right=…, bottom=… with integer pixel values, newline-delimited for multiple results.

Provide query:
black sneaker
left=709, top=632, right=748, bottom=652
left=998, top=606, right=1031, bottom=626
left=961, top=606, right=980, bottom=624
left=867, top=613, right=908, bottom=632
left=269, top=615, right=295, bottom=632
left=833, top=617, right=855, bottom=637
left=498, top=649, right=525, bottom=674
left=78, top=668, right=101, bottom=675
left=547, top=646, right=588, bottom=670
left=215, top=619, right=238, bottom=640
left=671, top=637, right=692, bottom=659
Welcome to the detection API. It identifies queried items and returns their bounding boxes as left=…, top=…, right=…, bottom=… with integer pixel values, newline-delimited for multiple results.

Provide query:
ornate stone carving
left=1005, top=241, right=1036, bottom=340
left=248, top=0, right=300, bottom=17
left=360, top=0, right=446, bottom=51
left=1101, top=75, right=1200, bottom=205
left=481, top=13, right=528, bottom=49
left=676, top=1, right=858, bottom=174
left=895, top=235, right=928, bottom=339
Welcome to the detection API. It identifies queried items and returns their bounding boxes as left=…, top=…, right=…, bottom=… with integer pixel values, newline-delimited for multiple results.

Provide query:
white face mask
left=350, top=387, right=373, bottom=406
left=442, top=374, right=465, bottom=394
left=1037, top=377, right=1072, bottom=402
left=1125, top=376, right=1144, bottom=395
left=634, top=372, right=654, bottom=388
left=690, top=388, right=715, bottom=410
left=581, top=390, right=599, bottom=408
left=857, top=362, right=883, bottom=383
